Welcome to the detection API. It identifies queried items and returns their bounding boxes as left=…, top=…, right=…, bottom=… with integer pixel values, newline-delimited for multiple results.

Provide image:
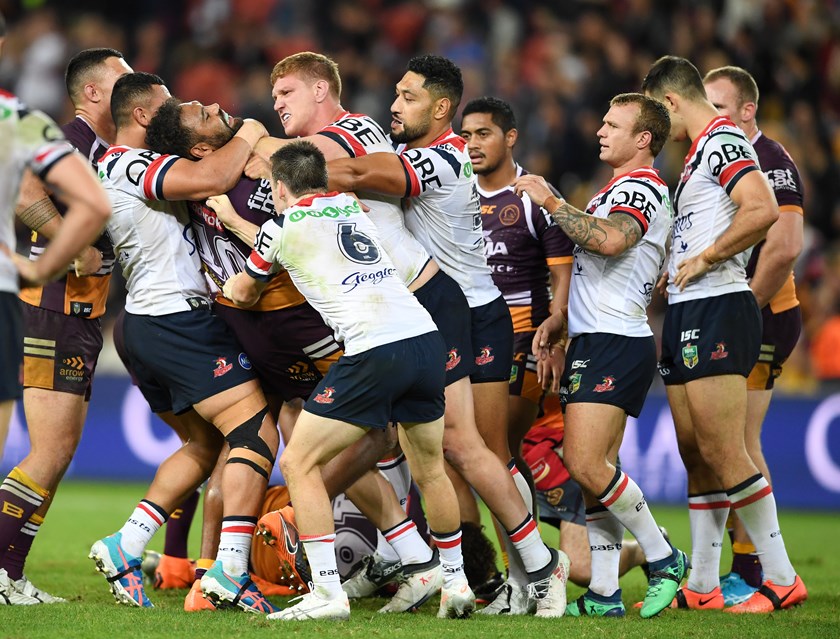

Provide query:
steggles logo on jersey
left=445, top=348, right=461, bottom=371
left=213, top=357, right=233, bottom=378
left=682, top=343, right=699, bottom=369
left=594, top=376, right=616, bottom=392
left=710, top=342, right=729, bottom=360
left=341, top=267, right=397, bottom=293
left=475, top=346, right=495, bottom=365
left=314, top=387, right=336, bottom=404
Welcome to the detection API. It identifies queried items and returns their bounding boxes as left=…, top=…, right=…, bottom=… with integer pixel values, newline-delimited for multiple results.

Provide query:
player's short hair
left=703, top=65, right=760, bottom=107
left=461, top=96, right=517, bottom=133
left=65, top=48, right=125, bottom=105
left=270, top=140, right=328, bottom=197
left=641, top=55, right=707, bottom=102
left=111, top=71, right=165, bottom=130
left=407, top=54, right=463, bottom=116
left=145, top=98, right=195, bottom=158
left=610, top=93, right=671, bottom=157
left=269, top=51, right=341, bottom=99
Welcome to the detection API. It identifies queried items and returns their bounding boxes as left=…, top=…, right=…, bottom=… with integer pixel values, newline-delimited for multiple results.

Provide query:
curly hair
left=460, top=521, right=499, bottom=588
left=407, top=54, right=463, bottom=116
left=145, top=97, right=197, bottom=158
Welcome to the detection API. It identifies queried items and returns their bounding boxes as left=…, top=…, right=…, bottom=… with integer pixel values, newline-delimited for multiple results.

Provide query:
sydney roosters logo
left=314, top=387, right=336, bottom=404
left=710, top=342, right=729, bottom=360
left=213, top=357, right=233, bottom=378
left=594, top=376, right=616, bottom=392
left=445, top=348, right=461, bottom=371
left=475, top=346, right=495, bottom=365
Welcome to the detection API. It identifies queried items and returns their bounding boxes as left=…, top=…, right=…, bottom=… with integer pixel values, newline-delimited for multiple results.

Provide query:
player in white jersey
left=87, top=72, right=282, bottom=614
left=515, top=93, right=687, bottom=619
left=328, top=54, right=569, bottom=617
left=642, top=55, right=806, bottom=613
left=223, top=140, right=474, bottom=621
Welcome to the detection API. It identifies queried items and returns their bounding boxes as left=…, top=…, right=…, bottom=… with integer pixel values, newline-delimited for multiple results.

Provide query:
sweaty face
left=272, top=73, right=319, bottom=138
left=704, top=78, right=742, bottom=125
left=597, top=103, right=643, bottom=168
left=180, top=100, right=244, bottom=150
left=461, top=112, right=510, bottom=175
left=390, top=71, right=435, bottom=144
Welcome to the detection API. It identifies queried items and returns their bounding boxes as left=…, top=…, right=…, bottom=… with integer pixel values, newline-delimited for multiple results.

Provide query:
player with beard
left=327, top=55, right=569, bottom=617
left=0, top=47, right=129, bottom=606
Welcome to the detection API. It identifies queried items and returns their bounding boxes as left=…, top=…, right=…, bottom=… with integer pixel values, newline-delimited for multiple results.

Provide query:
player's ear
left=661, top=92, right=678, bottom=113
left=83, top=82, right=100, bottom=104
left=741, top=101, right=757, bottom=124
left=506, top=127, right=518, bottom=148
left=313, top=79, right=329, bottom=103
left=434, top=96, right=451, bottom=122
left=190, top=142, right=213, bottom=159
left=636, top=130, right=652, bottom=151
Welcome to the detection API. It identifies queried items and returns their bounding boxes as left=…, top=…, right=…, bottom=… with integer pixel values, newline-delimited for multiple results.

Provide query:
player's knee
left=224, top=406, right=277, bottom=480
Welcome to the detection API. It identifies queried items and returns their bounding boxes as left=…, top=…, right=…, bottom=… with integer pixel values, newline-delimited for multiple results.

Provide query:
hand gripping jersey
left=396, top=128, right=501, bottom=308
left=0, top=90, right=73, bottom=295
left=669, top=116, right=760, bottom=303
left=20, top=116, right=116, bottom=318
left=187, top=176, right=306, bottom=312
left=98, top=146, right=209, bottom=315
left=245, top=192, right=438, bottom=356
left=317, top=111, right=431, bottom=287
left=746, top=131, right=804, bottom=314
left=569, top=166, right=672, bottom=338
left=478, top=165, right=574, bottom=332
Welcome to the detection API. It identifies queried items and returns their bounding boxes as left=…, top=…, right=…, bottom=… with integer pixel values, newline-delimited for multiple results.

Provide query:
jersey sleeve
left=104, top=148, right=179, bottom=201
left=704, top=130, right=760, bottom=195
left=316, top=114, right=389, bottom=158
left=18, top=109, right=74, bottom=180
left=535, top=206, right=575, bottom=265
left=606, top=178, right=664, bottom=235
left=399, top=145, right=462, bottom=198
left=762, top=150, right=804, bottom=212
left=245, top=217, right=284, bottom=282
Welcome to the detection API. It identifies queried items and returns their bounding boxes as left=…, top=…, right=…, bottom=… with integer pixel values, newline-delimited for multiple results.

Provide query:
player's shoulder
left=753, top=132, right=799, bottom=170
left=61, top=116, right=96, bottom=152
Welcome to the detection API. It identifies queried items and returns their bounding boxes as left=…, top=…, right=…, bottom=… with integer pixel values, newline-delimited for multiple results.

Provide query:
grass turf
left=0, top=480, right=837, bottom=639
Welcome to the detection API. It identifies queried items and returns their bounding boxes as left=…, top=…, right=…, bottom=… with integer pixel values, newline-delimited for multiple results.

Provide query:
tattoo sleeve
left=17, top=197, right=59, bottom=232
left=550, top=201, right=642, bottom=256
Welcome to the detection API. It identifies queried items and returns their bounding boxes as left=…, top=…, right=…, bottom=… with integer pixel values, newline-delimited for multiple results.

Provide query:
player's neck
left=477, top=157, right=517, bottom=191
left=405, top=121, right=452, bottom=149
left=611, top=155, right=653, bottom=178
left=76, top=106, right=116, bottom=144
left=740, top=120, right=759, bottom=140
left=303, top=103, right=346, bottom=136
left=686, top=101, right=724, bottom=142
left=114, top=124, right=146, bottom=149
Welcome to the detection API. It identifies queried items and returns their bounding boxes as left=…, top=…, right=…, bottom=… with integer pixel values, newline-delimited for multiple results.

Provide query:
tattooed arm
left=513, top=174, right=642, bottom=257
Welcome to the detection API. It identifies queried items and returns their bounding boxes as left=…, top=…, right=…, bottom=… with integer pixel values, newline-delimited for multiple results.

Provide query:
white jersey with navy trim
left=98, top=146, right=209, bottom=315
left=0, top=90, right=74, bottom=294
left=569, top=167, right=672, bottom=338
left=245, top=192, right=437, bottom=356
left=669, top=116, right=760, bottom=303
left=396, top=128, right=500, bottom=308
left=317, top=112, right=431, bottom=287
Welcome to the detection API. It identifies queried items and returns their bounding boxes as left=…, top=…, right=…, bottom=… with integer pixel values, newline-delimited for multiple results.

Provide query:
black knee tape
left=227, top=456, right=270, bottom=480
left=224, top=406, right=275, bottom=466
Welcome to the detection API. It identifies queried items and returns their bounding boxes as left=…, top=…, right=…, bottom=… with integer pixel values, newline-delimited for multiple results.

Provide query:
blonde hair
left=270, top=52, right=341, bottom=99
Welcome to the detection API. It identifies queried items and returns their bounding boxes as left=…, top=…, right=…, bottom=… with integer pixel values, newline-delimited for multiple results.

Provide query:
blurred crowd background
left=1, top=0, right=838, bottom=390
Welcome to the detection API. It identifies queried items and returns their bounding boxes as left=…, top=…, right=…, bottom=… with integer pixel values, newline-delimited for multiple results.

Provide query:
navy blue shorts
left=659, top=291, right=761, bottom=386
left=561, top=333, right=656, bottom=418
left=113, top=309, right=171, bottom=413
left=0, top=293, right=23, bottom=402
left=304, top=331, right=446, bottom=429
left=536, top=479, right=585, bottom=526
left=413, top=270, right=475, bottom=386
left=470, top=295, right=514, bottom=384
left=122, top=305, right=255, bottom=415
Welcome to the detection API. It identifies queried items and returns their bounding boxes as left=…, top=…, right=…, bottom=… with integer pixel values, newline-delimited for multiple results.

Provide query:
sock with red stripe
left=163, top=490, right=200, bottom=559
left=501, top=459, right=530, bottom=587
left=508, top=458, right=534, bottom=513
left=597, top=469, right=670, bottom=564
left=431, top=528, right=466, bottom=587
left=727, top=474, right=795, bottom=586
left=375, top=530, right=401, bottom=562
left=507, top=514, right=551, bottom=573
left=585, top=505, right=624, bottom=597
left=382, top=518, right=433, bottom=566
left=2, top=512, right=44, bottom=580
left=301, top=532, right=342, bottom=598
left=216, top=516, right=256, bottom=576
left=685, top=491, right=729, bottom=593
left=0, top=467, right=49, bottom=564
left=378, top=454, right=411, bottom=510
left=119, top=499, right=168, bottom=557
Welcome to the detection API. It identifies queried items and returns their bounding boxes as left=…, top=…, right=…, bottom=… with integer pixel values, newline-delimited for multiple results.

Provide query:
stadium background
left=0, top=0, right=838, bottom=510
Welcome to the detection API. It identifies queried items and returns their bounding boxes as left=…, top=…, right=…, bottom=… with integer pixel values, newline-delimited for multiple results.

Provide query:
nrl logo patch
left=568, top=372, right=582, bottom=394
left=682, top=342, right=699, bottom=369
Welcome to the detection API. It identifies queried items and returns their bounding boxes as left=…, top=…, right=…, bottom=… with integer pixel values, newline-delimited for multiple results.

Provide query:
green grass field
left=0, top=481, right=838, bottom=639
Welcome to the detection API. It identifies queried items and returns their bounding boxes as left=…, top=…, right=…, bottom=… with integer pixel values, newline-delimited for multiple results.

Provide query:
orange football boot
left=154, top=554, right=195, bottom=590
left=725, top=576, right=807, bottom=614
left=184, top=580, right=216, bottom=611
left=256, top=506, right=312, bottom=587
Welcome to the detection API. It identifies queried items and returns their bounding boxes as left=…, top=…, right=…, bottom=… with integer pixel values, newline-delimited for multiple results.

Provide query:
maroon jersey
left=478, top=165, right=574, bottom=332
left=747, top=131, right=804, bottom=313
left=187, top=176, right=305, bottom=311
left=19, top=116, right=115, bottom=318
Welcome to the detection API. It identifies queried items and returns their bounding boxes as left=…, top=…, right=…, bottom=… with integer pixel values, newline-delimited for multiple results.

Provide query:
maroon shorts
left=21, top=302, right=102, bottom=401
left=213, top=301, right=343, bottom=401
left=747, top=305, right=802, bottom=391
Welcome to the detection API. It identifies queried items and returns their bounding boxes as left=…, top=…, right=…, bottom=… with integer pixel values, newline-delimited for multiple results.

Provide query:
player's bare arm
left=161, top=119, right=268, bottom=200
left=748, top=207, right=803, bottom=307
left=674, top=170, right=779, bottom=290
left=205, top=194, right=259, bottom=246
left=514, top=174, right=642, bottom=257
left=327, top=152, right=408, bottom=196
left=222, top=271, right=266, bottom=307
